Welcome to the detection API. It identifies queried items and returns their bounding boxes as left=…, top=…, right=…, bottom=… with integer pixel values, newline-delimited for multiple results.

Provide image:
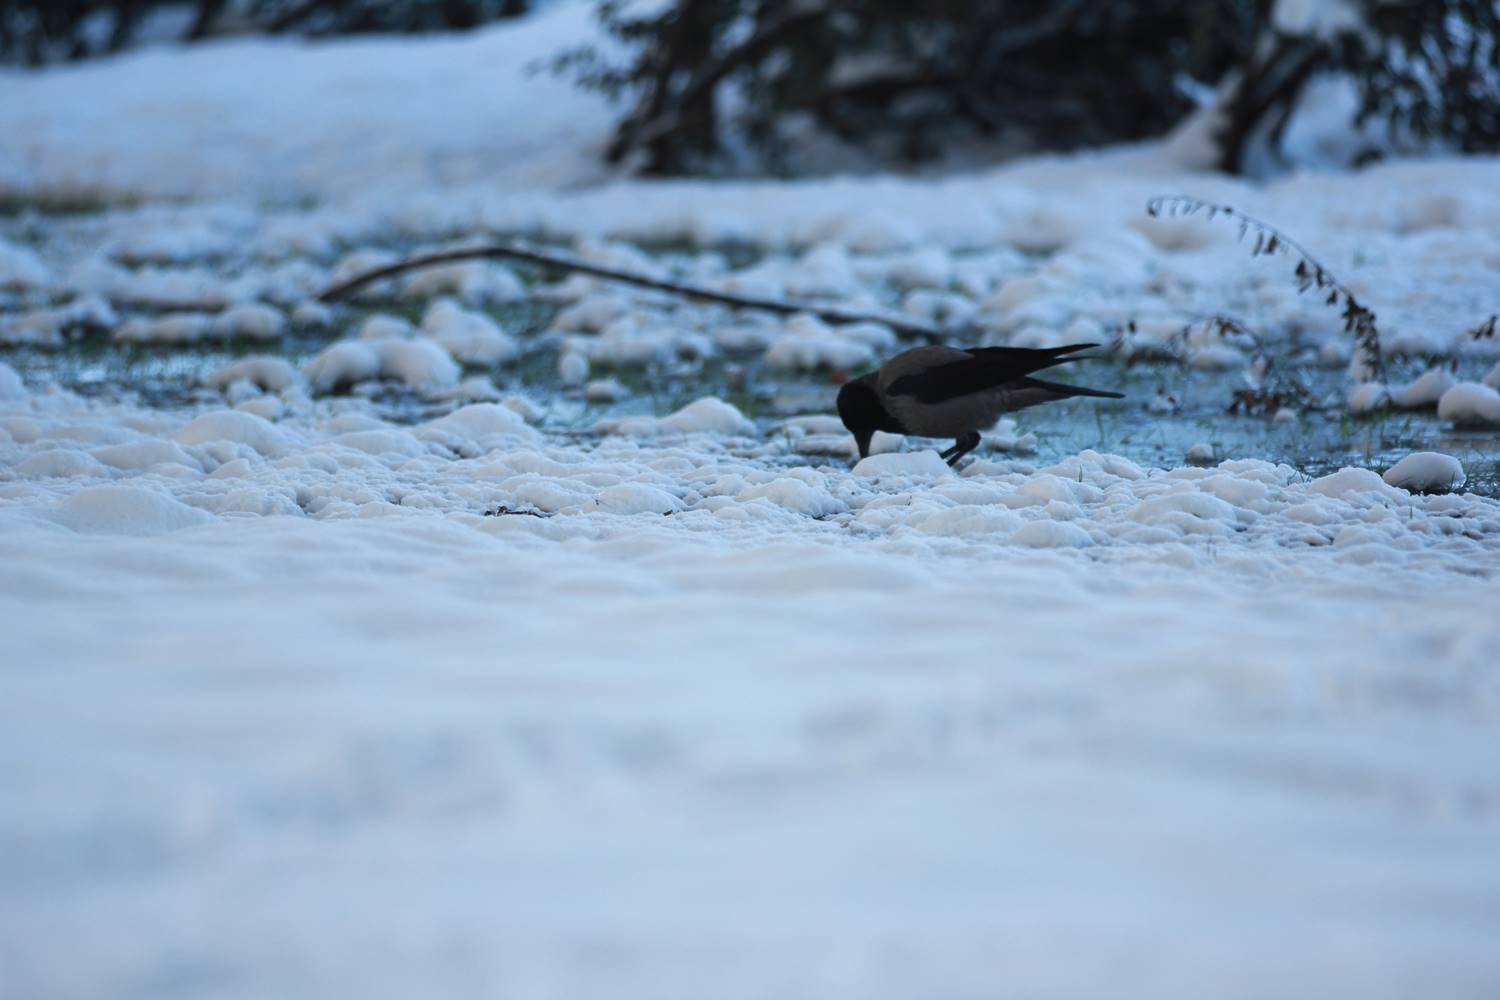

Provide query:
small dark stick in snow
left=836, top=343, right=1123, bottom=466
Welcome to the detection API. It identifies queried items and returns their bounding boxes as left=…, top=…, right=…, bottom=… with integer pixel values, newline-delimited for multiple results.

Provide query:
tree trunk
left=443, top=0, right=479, bottom=30
left=187, top=0, right=227, bottom=40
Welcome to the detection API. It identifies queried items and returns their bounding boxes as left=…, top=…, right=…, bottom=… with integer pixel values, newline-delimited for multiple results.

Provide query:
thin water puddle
left=7, top=326, right=1497, bottom=498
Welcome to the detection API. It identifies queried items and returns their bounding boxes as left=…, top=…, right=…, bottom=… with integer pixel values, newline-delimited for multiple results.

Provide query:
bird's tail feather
left=1022, top=376, right=1125, bottom=400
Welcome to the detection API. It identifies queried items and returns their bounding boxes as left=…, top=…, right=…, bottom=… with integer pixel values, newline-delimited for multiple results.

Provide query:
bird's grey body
left=837, top=343, right=1123, bottom=464
left=876, top=346, right=1073, bottom=438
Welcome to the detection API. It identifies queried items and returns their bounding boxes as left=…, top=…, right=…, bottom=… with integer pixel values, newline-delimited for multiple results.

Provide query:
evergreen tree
left=557, top=0, right=1499, bottom=175
left=0, top=0, right=531, bottom=64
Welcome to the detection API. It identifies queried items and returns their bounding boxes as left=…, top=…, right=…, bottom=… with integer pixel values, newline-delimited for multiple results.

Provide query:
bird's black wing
left=886, top=343, right=1102, bottom=404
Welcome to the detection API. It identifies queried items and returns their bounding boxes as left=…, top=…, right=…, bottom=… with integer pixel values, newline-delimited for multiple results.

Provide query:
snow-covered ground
left=3, top=6, right=1500, bottom=999
left=0, top=2, right=614, bottom=200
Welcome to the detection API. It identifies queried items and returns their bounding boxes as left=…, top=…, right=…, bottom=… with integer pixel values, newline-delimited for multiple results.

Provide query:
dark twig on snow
left=316, top=242, right=941, bottom=341
left=1146, top=195, right=1385, bottom=383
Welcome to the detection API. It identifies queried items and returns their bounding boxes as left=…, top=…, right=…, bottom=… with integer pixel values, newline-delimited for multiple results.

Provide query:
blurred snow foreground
left=3, top=7, right=1500, bottom=1000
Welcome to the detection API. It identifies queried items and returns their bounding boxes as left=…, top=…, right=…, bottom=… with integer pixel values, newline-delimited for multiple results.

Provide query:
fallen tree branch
left=316, top=242, right=942, bottom=341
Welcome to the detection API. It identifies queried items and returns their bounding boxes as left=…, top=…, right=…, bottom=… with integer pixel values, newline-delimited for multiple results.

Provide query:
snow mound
left=175, top=410, right=290, bottom=456
left=1130, top=492, right=1244, bottom=534
left=16, top=449, right=110, bottom=478
left=1436, top=382, right=1500, bottom=427
left=358, top=314, right=417, bottom=340
left=303, top=341, right=381, bottom=391
left=590, top=483, right=683, bottom=515
left=910, top=505, right=1022, bottom=537
left=213, top=303, right=285, bottom=340
left=114, top=312, right=215, bottom=345
left=0, top=238, right=50, bottom=290
left=852, top=451, right=952, bottom=478
left=1307, top=467, right=1405, bottom=503
left=1383, top=453, right=1466, bottom=494
left=47, top=485, right=216, bottom=536
left=380, top=339, right=462, bottom=391
left=1390, top=368, right=1457, bottom=409
left=1347, top=382, right=1390, bottom=414
left=585, top=378, right=627, bottom=403
left=737, top=477, right=846, bottom=518
left=205, top=356, right=300, bottom=393
left=764, top=313, right=880, bottom=372
left=421, top=299, right=518, bottom=365
left=404, top=260, right=525, bottom=302
left=559, top=351, right=589, bottom=385
left=418, top=403, right=538, bottom=451
left=662, top=397, right=754, bottom=435
left=1186, top=442, right=1215, bottom=465
left=1009, top=520, right=1095, bottom=548
left=0, top=361, right=25, bottom=399
left=303, top=338, right=461, bottom=393
left=597, top=398, right=755, bottom=438
left=91, top=439, right=200, bottom=472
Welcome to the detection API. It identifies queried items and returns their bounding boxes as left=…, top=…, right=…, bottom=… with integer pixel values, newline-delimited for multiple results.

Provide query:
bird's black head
left=836, top=374, right=896, bottom=459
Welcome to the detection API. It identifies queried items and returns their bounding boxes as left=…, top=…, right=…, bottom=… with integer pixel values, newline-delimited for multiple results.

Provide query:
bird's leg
left=942, top=431, right=982, bottom=467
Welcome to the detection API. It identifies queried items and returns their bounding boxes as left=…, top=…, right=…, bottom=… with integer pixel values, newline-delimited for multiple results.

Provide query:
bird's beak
left=854, top=430, right=872, bottom=460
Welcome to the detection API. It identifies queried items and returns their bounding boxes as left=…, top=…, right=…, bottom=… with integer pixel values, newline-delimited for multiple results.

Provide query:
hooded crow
left=836, top=343, right=1123, bottom=465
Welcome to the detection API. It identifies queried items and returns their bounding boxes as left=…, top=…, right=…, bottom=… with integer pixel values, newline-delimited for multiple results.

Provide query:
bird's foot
left=941, top=432, right=982, bottom=467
